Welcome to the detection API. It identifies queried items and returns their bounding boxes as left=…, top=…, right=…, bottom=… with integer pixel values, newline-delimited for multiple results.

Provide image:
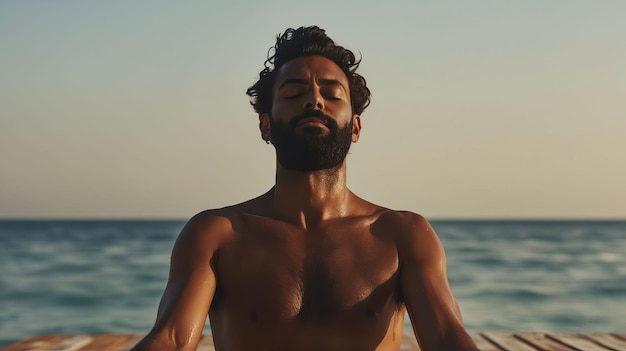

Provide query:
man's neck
left=271, top=162, right=351, bottom=230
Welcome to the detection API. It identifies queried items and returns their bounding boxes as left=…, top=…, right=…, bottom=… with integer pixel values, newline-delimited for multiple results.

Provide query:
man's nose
left=304, top=87, right=324, bottom=110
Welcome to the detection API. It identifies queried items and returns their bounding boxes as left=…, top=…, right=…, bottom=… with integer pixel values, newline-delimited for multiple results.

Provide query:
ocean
left=1, top=219, right=625, bottom=346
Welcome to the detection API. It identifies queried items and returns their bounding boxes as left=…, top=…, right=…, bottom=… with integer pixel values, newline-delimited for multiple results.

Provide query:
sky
left=1, top=1, right=625, bottom=219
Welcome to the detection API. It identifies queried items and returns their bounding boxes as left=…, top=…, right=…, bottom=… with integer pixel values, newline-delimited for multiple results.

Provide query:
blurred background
left=1, top=0, right=625, bottom=346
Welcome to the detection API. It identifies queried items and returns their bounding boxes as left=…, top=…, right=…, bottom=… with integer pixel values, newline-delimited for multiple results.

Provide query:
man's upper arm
left=397, top=213, right=478, bottom=351
left=132, top=211, right=229, bottom=351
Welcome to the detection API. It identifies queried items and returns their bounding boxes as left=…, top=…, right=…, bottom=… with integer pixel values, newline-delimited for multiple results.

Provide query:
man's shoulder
left=369, top=207, right=439, bottom=249
left=183, top=192, right=271, bottom=234
left=184, top=206, right=246, bottom=234
left=372, top=207, right=430, bottom=232
left=186, top=208, right=237, bottom=229
left=351, top=193, right=425, bottom=223
left=374, top=209, right=444, bottom=265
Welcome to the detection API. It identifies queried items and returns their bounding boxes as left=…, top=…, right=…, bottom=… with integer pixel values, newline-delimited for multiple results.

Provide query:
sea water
left=1, top=219, right=625, bottom=346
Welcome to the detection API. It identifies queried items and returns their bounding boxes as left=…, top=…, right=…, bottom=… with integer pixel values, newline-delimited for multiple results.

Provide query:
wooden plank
left=105, top=334, right=213, bottom=350
left=4, top=333, right=626, bottom=351
left=470, top=333, right=505, bottom=351
left=73, top=335, right=129, bottom=351
left=39, top=336, right=92, bottom=351
left=516, top=332, right=578, bottom=351
left=582, top=333, right=626, bottom=351
left=548, top=333, right=613, bottom=351
left=2, top=335, right=70, bottom=351
left=612, top=334, right=626, bottom=342
left=108, top=335, right=143, bottom=351
left=482, top=332, right=539, bottom=351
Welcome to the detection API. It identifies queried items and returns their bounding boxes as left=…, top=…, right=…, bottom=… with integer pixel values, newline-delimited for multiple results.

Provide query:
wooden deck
left=2, top=333, right=626, bottom=351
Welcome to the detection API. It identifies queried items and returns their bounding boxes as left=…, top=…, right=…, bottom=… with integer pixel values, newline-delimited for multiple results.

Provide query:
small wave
left=465, top=288, right=555, bottom=301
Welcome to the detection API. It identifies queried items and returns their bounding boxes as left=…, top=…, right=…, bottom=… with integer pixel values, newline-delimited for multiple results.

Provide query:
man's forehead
left=274, top=55, right=348, bottom=84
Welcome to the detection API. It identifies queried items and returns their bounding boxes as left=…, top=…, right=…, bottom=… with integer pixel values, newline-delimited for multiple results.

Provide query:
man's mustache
left=289, top=110, right=337, bottom=129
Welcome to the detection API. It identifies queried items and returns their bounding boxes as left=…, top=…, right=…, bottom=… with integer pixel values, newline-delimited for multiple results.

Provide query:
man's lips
left=296, top=117, right=328, bottom=128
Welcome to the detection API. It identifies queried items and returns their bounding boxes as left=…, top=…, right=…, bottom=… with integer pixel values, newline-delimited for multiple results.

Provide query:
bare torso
left=131, top=189, right=478, bottom=351
left=208, top=193, right=406, bottom=350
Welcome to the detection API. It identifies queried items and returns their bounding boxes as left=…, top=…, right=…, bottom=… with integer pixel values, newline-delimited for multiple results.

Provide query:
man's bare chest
left=213, top=217, right=401, bottom=324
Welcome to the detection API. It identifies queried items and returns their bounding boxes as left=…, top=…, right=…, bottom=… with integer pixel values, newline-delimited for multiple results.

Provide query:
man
left=132, top=26, right=479, bottom=351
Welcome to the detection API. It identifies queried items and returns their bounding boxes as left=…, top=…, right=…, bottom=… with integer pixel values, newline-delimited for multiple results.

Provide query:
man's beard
left=270, top=111, right=353, bottom=172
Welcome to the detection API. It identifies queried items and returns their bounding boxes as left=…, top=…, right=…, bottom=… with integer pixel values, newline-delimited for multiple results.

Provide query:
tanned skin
left=132, top=56, right=479, bottom=351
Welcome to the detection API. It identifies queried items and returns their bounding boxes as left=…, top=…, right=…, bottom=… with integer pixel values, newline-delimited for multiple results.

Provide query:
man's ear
left=351, top=114, right=361, bottom=143
left=259, top=113, right=271, bottom=143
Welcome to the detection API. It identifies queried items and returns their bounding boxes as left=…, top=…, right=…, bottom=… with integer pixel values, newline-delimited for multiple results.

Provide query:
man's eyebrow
left=318, top=78, right=346, bottom=90
left=277, top=78, right=308, bottom=90
left=277, top=77, right=347, bottom=91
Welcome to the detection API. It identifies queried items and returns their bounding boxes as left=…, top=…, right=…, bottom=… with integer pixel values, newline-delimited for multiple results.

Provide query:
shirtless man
left=132, top=26, right=479, bottom=351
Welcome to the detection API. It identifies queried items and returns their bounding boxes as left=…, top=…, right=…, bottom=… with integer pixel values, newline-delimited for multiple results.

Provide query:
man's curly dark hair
left=246, top=26, right=371, bottom=116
